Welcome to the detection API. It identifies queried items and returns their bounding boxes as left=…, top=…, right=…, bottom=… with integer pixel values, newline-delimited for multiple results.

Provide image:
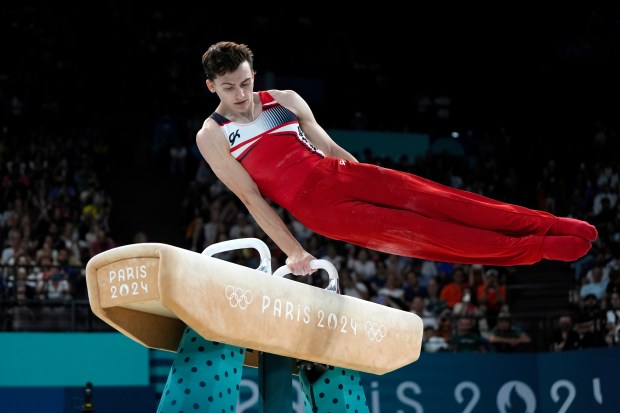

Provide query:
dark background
left=4, top=5, right=619, bottom=136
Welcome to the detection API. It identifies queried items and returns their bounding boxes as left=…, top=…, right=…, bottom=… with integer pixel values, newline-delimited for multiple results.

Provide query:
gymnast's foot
left=548, top=218, right=598, bottom=241
left=542, top=236, right=592, bottom=262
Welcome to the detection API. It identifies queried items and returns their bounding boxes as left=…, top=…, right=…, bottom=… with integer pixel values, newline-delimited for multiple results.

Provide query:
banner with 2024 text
left=233, top=346, right=620, bottom=413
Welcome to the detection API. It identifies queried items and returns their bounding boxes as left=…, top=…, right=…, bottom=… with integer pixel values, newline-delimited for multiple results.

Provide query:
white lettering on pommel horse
left=109, top=265, right=148, bottom=297
left=260, top=295, right=361, bottom=337
left=97, top=258, right=160, bottom=308
left=224, top=285, right=387, bottom=343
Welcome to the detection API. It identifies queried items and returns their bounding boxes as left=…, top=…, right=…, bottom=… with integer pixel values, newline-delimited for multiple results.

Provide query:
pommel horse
left=86, top=238, right=423, bottom=412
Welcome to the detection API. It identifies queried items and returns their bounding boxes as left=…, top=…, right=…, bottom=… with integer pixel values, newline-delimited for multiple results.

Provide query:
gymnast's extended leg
left=291, top=158, right=594, bottom=264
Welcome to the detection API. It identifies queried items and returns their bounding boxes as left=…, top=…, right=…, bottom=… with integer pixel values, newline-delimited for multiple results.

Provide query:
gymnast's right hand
left=285, top=249, right=317, bottom=276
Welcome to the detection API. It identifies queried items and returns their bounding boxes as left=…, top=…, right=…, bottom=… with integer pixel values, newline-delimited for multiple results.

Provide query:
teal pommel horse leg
left=259, top=352, right=293, bottom=412
left=157, top=328, right=245, bottom=412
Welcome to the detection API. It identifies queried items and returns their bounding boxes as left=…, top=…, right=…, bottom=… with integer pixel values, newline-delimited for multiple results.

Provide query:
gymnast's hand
left=285, top=249, right=318, bottom=276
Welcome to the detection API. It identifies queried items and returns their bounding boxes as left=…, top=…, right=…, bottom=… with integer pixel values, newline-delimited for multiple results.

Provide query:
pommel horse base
left=86, top=239, right=423, bottom=412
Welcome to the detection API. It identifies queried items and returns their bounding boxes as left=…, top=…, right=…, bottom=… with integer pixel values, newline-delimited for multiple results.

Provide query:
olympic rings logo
left=225, top=285, right=253, bottom=310
left=365, top=321, right=386, bottom=342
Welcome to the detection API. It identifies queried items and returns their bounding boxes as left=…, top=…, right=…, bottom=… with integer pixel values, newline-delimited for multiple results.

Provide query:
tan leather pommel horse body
left=86, top=242, right=423, bottom=375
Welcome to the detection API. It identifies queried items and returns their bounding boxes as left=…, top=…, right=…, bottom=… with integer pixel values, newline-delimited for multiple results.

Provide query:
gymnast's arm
left=196, top=120, right=317, bottom=276
left=269, top=89, right=359, bottom=162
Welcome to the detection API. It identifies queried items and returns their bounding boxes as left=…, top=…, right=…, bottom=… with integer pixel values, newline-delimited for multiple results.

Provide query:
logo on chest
left=229, top=129, right=240, bottom=146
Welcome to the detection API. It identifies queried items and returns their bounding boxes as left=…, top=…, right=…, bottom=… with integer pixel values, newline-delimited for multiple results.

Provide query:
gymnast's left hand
left=285, top=249, right=317, bottom=276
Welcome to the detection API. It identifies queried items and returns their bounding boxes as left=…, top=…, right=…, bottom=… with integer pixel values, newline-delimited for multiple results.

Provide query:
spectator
left=88, top=229, right=116, bottom=257
left=339, top=267, right=369, bottom=300
left=574, top=294, right=607, bottom=348
left=488, top=312, right=531, bottom=353
left=384, top=254, right=411, bottom=276
left=419, top=260, right=437, bottom=288
left=1, top=228, right=21, bottom=264
left=605, top=292, right=620, bottom=346
left=423, top=326, right=449, bottom=353
left=377, top=274, right=407, bottom=309
left=550, top=314, right=581, bottom=351
left=453, top=289, right=485, bottom=336
left=579, top=266, right=608, bottom=301
left=439, top=267, right=467, bottom=309
left=468, top=264, right=485, bottom=305
left=425, top=277, right=448, bottom=318
left=36, top=267, right=71, bottom=302
left=347, top=248, right=376, bottom=282
left=228, top=212, right=255, bottom=239
left=607, top=269, right=620, bottom=297
left=319, top=242, right=345, bottom=272
left=402, top=270, right=428, bottom=302
left=409, top=296, right=438, bottom=330
left=451, top=317, right=486, bottom=352
left=477, top=268, right=506, bottom=329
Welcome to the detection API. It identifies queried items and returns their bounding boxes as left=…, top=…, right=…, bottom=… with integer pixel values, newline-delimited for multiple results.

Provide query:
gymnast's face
left=206, top=61, right=255, bottom=114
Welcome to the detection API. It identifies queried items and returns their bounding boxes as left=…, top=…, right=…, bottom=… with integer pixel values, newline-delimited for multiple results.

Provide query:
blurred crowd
left=0, top=132, right=114, bottom=329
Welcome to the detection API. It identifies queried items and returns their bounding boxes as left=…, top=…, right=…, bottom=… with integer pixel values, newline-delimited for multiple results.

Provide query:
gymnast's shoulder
left=267, top=89, right=304, bottom=105
left=195, top=117, right=225, bottom=150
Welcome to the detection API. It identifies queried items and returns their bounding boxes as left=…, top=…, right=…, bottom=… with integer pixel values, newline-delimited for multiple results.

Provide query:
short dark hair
left=202, top=41, right=254, bottom=80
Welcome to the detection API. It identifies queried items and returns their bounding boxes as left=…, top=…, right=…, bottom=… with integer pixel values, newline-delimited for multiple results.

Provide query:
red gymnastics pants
left=288, top=157, right=587, bottom=266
